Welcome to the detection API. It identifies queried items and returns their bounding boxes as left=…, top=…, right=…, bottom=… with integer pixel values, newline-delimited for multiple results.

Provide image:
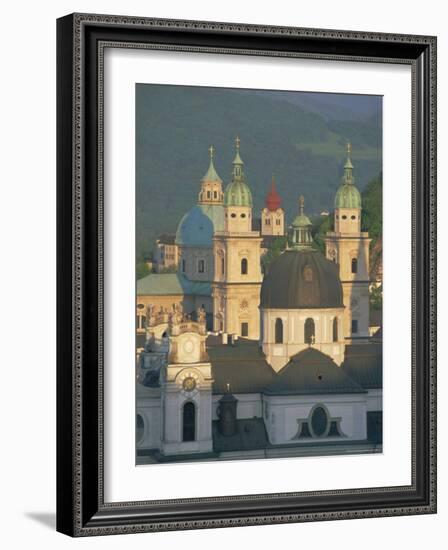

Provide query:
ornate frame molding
left=56, top=13, right=436, bottom=537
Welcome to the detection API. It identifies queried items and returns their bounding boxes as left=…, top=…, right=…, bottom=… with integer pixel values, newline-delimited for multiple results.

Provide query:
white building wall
left=263, top=393, right=367, bottom=445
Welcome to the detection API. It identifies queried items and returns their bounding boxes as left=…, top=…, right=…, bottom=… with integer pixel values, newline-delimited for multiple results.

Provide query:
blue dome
left=175, top=204, right=224, bottom=246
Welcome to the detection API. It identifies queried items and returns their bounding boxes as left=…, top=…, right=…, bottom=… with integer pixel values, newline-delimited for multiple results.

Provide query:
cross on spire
left=347, top=141, right=352, bottom=158
left=299, top=195, right=305, bottom=216
left=235, top=135, right=240, bottom=150
left=208, top=145, right=215, bottom=159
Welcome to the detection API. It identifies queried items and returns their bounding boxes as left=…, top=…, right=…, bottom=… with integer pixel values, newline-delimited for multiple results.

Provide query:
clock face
left=182, top=339, right=194, bottom=354
left=182, top=377, right=196, bottom=392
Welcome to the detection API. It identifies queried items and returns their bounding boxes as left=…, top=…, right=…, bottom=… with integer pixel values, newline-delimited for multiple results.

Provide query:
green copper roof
left=137, top=273, right=211, bottom=296
left=334, top=184, right=362, bottom=209
left=335, top=142, right=362, bottom=209
left=290, top=196, right=313, bottom=249
left=223, top=137, right=253, bottom=207
left=201, top=146, right=222, bottom=182
left=224, top=181, right=253, bottom=207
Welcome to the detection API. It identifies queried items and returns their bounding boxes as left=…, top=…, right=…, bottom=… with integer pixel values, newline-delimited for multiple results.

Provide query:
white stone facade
left=261, top=307, right=346, bottom=371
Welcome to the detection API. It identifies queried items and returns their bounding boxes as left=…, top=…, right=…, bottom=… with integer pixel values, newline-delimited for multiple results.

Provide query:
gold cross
left=347, top=141, right=352, bottom=156
left=235, top=136, right=240, bottom=150
left=209, top=145, right=214, bottom=159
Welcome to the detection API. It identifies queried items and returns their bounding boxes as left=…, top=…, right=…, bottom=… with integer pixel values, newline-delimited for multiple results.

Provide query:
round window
left=342, top=215, right=347, bottom=220
left=231, top=213, right=237, bottom=218
left=351, top=215, right=356, bottom=220
left=310, top=406, right=328, bottom=437
left=241, top=213, right=246, bottom=218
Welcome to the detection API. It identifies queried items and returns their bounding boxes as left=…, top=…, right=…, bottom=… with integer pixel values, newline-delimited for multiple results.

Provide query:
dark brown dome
left=261, top=249, right=343, bottom=309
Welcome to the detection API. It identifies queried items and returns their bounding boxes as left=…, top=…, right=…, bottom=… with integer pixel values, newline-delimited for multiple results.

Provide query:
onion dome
left=265, top=176, right=282, bottom=211
left=334, top=142, right=362, bottom=209
left=261, top=196, right=343, bottom=309
left=223, top=136, right=253, bottom=207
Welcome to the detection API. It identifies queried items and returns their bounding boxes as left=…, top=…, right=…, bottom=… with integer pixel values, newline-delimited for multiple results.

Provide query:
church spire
left=198, top=145, right=223, bottom=205
left=265, top=175, right=282, bottom=211
left=231, top=136, right=245, bottom=181
left=342, top=141, right=354, bottom=184
left=201, top=144, right=222, bottom=183
left=291, top=195, right=313, bottom=250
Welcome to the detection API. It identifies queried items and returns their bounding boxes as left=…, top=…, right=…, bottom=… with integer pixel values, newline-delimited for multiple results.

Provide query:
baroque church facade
left=136, top=140, right=382, bottom=462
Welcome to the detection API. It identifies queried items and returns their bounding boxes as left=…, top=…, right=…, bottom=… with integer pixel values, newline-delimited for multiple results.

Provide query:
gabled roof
left=208, top=339, right=275, bottom=394
left=263, top=348, right=366, bottom=396
left=209, top=340, right=367, bottom=396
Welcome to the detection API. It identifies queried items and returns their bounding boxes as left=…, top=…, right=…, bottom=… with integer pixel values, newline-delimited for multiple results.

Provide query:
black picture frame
left=56, top=13, right=437, bottom=537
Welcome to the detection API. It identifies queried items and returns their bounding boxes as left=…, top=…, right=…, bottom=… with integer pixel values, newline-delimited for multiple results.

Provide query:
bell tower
left=261, top=176, right=285, bottom=236
left=325, top=143, right=371, bottom=340
left=212, top=137, right=262, bottom=340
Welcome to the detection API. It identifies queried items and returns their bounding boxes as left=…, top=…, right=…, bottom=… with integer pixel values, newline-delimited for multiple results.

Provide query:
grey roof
left=208, top=339, right=276, bottom=394
left=342, top=343, right=382, bottom=389
left=209, top=339, right=367, bottom=396
left=212, top=418, right=268, bottom=452
left=137, top=273, right=211, bottom=297
left=263, top=348, right=366, bottom=396
left=261, top=249, right=343, bottom=309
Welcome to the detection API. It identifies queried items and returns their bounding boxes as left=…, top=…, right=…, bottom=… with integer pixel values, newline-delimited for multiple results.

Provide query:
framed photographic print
left=56, top=13, right=437, bottom=536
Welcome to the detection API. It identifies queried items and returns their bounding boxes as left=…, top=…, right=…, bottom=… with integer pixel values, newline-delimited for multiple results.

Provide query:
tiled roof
left=209, top=340, right=367, bottom=396
left=342, top=343, right=382, bottom=389
left=263, top=348, right=366, bottom=396
left=137, top=273, right=211, bottom=296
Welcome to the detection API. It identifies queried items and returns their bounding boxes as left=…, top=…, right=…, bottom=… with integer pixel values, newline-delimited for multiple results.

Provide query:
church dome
left=334, top=183, right=362, bottom=209
left=260, top=249, right=343, bottom=309
left=334, top=142, right=362, bottom=209
left=224, top=180, right=253, bottom=207
left=224, top=136, right=253, bottom=207
left=175, top=204, right=224, bottom=247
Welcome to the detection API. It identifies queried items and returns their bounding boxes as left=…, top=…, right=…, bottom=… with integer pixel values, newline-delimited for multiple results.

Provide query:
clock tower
left=160, top=307, right=214, bottom=456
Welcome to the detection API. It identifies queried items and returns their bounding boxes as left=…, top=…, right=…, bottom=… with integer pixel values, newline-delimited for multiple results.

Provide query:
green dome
left=334, top=184, right=362, bottom=209
left=334, top=142, right=362, bottom=209
left=224, top=180, right=253, bottom=207
left=224, top=137, right=253, bottom=207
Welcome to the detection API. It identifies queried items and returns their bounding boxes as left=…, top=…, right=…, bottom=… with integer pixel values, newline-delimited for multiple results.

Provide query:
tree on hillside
left=261, top=236, right=288, bottom=274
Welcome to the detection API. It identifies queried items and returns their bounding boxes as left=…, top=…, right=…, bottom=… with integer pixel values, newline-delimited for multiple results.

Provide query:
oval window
left=351, top=215, right=356, bottom=220
left=342, top=215, right=347, bottom=220
left=311, top=406, right=328, bottom=437
left=241, top=213, right=246, bottom=218
left=231, top=213, right=237, bottom=218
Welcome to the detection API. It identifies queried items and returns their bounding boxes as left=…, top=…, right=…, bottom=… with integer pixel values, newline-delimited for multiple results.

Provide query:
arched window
left=333, top=317, right=338, bottom=342
left=136, top=414, right=144, bottom=443
left=351, top=257, right=358, bottom=274
left=198, top=259, right=205, bottom=273
left=221, top=257, right=225, bottom=275
left=182, top=402, right=196, bottom=442
left=275, top=318, right=283, bottom=344
left=304, top=318, right=315, bottom=344
left=241, top=258, right=248, bottom=275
